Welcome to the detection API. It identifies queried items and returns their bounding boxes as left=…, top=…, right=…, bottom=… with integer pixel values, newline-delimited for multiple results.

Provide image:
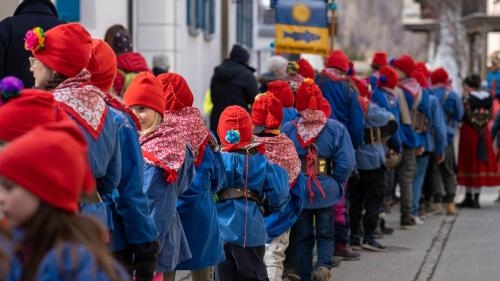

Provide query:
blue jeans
left=412, top=155, right=430, bottom=216
left=296, top=207, right=335, bottom=281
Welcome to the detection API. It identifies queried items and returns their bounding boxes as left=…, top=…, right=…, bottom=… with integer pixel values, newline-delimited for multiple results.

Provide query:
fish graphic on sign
left=283, top=30, right=321, bottom=43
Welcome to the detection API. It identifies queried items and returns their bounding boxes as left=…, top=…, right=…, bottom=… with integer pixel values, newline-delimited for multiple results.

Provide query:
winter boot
left=400, top=214, right=415, bottom=230
left=380, top=218, right=394, bottom=235
left=312, top=266, right=331, bottom=281
left=446, top=203, right=458, bottom=215
left=472, top=193, right=481, bottom=209
left=426, top=203, right=444, bottom=216
left=334, top=244, right=361, bottom=261
left=458, top=192, right=474, bottom=208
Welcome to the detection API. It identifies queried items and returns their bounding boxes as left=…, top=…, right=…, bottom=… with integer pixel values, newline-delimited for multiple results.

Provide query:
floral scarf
left=294, top=109, right=327, bottom=148
left=255, top=133, right=301, bottom=185
left=52, top=69, right=108, bottom=140
left=321, top=68, right=348, bottom=82
left=398, top=78, right=421, bottom=98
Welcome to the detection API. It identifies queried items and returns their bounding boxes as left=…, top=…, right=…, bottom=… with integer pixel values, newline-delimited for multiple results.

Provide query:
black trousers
left=215, top=243, right=268, bottom=281
left=349, top=167, right=386, bottom=240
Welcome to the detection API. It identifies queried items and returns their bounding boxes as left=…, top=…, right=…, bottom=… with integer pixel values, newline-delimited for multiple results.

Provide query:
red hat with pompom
left=372, top=52, right=388, bottom=66
left=415, top=61, right=430, bottom=79
left=251, top=92, right=283, bottom=133
left=297, top=58, right=315, bottom=79
left=430, top=67, right=450, bottom=86
left=157, top=73, right=194, bottom=111
left=325, top=50, right=349, bottom=73
left=378, top=66, right=399, bottom=89
left=217, top=105, right=254, bottom=152
left=87, top=39, right=117, bottom=91
left=267, top=80, right=294, bottom=108
left=295, top=78, right=324, bottom=112
left=391, top=54, right=415, bottom=77
left=0, top=120, right=95, bottom=213
left=412, top=70, right=428, bottom=88
left=25, top=23, right=92, bottom=77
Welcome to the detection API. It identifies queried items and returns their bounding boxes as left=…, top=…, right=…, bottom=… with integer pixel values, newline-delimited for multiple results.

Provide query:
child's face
left=29, top=57, right=53, bottom=89
left=0, top=178, right=40, bottom=228
left=129, top=106, right=157, bottom=131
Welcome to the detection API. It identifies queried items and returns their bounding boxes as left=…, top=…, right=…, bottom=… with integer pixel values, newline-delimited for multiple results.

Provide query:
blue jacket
left=492, top=111, right=500, bottom=147
left=283, top=118, right=356, bottom=209
left=315, top=72, right=365, bottom=148
left=356, top=102, right=393, bottom=170
left=281, top=107, right=299, bottom=129
left=176, top=145, right=226, bottom=270
left=398, top=83, right=424, bottom=149
left=430, top=86, right=464, bottom=145
left=106, top=108, right=158, bottom=252
left=265, top=170, right=306, bottom=241
left=371, top=87, right=402, bottom=152
left=487, top=70, right=500, bottom=97
left=420, top=94, right=447, bottom=155
left=143, top=149, right=194, bottom=273
left=76, top=106, right=121, bottom=231
left=7, top=243, right=130, bottom=281
left=216, top=152, right=290, bottom=247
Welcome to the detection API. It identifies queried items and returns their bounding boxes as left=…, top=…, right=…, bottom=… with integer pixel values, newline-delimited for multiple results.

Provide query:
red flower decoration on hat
left=24, top=27, right=45, bottom=52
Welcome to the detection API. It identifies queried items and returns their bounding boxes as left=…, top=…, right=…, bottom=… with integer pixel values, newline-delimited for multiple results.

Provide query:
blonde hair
left=140, top=111, right=163, bottom=136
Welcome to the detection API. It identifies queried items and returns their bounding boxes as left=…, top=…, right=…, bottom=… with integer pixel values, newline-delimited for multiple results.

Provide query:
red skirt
left=457, top=123, right=500, bottom=187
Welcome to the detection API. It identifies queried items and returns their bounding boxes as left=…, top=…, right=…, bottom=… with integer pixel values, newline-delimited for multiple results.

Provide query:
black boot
left=472, top=193, right=481, bottom=209
left=458, top=192, right=474, bottom=208
left=380, top=218, right=394, bottom=235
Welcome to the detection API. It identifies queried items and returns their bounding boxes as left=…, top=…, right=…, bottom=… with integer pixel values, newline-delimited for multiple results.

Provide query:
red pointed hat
left=0, top=77, right=67, bottom=142
left=87, top=39, right=117, bottom=91
left=412, top=70, right=428, bottom=88
left=391, top=54, right=415, bottom=77
left=251, top=92, right=283, bottom=130
left=295, top=78, right=324, bottom=112
left=157, top=73, right=194, bottom=111
left=325, top=50, right=349, bottom=73
left=218, top=105, right=254, bottom=151
left=415, top=61, right=430, bottom=78
left=267, top=80, right=294, bottom=108
left=297, top=58, right=315, bottom=79
left=25, top=23, right=92, bottom=77
left=372, top=52, right=388, bottom=66
left=0, top=121, right=95, bottom=213
left=123, top=71, right=165, bottom=115
left=378, top=66, right=399, bottom=89
left=430, top=67, right=449, bottom=86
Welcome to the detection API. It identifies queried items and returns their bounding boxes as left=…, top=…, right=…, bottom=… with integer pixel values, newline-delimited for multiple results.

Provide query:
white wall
left=79, top=0, right=128, bottom=39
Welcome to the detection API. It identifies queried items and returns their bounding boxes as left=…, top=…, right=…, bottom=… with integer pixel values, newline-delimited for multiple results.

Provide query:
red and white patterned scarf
left=398, top=78, right=421, bottom=97
left=255, top=133, right=301, bottom=186
left=52, top=69, right=108, bottom=140
left=321, top=68, right=348, bottom=82
left=166, top=106, right=213, bottom=166
left=140, top=116, right=189, bottom=184
left=294, top=109, right=327, bottom=148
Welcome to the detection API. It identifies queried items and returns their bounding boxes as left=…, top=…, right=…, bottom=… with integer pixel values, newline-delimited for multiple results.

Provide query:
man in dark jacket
left=0, top=0, right=64, bottom=87
left=210, top=44, right=258, bottom=133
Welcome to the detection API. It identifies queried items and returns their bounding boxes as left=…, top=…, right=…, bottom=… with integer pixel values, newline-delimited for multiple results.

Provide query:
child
left=123, top=72, right=194, bottom=280
left=25, top=23, right=121, bottom=232
left=0, top=121, right=129, bottom=281
left=251, top=92, right=306, bottom=281
left=157, top=73, right=225, bottom=281
left=282, top=79, right=356, bottom=281
left=88, top=39, right=159, bottom=281
left=215, top=105, right=290, bottom=281
left=267, top=80, right=298, bottom=128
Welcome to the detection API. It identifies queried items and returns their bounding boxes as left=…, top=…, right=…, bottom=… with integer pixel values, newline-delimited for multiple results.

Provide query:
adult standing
left=0, top=0, right=64, bottom=87
left=210, top=44, right=258, bottom=133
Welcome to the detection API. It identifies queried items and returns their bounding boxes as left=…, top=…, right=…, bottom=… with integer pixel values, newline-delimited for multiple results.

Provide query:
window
left=187, top=0, right=216, bottom=40
left=236, top=0, right=254, bottom=48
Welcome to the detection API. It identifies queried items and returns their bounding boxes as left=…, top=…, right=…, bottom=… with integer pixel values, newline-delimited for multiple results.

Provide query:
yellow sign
left=275, top=24, right=329, bottom=56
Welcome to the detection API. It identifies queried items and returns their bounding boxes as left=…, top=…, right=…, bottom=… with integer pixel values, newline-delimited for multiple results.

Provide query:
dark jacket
left=210, top=59, right=258, bottom=132
left=0, top=0, right=64, bottom=87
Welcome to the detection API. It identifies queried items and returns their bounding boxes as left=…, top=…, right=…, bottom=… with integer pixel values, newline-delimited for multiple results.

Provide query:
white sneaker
left=410, top=215, right=425, bottom=225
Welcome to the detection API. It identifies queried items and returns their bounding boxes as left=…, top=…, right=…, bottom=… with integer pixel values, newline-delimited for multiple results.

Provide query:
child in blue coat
left=0, top=121, right=129, bottom=281
left=158, top=73, right=226, bottom=281
left=215, top=105, right=290, bottom=281
left=123, top=72, right=194, bottom=280
left=283, top=79, right=356, bottom=281
left=267, top=80, right=299, bottom=128
left=251, top=92, right=306, bottom=281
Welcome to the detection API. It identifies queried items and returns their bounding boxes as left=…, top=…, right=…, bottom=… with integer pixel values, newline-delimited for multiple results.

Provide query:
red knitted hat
left=325, top=50, right=349, bottom=73
left=0, top=77, right=67, bottom=141
left=25, top=23, right=92, bottom=77
left=157, top=73, right=194, bottom=111
left=295, top=78, right=324, bottom=112
left=415, top=62, right=430, bottom=79
left=430, top=67, right=449, bottom=86
left=267, top=80, right=294, bottom=108
left=412, top=70, right=428, bottom=88
left=378, top=66, right=399, bottom=89
left=0, top=121, right=95, bottom=213
left=391, top=54, right=415, bottom=77
left=123, top=72, right=165, bottom=115
left=251, top=92, right=283, bottom=130
left=351, top=76, right=371, bottom=100
left=87, top=39, right=117, bottom=91
left=321, top=97, right=331, bottom=118
left=217, top=105, right=253, bottom=151
left=297, top=58, right=315, bottom=79
left=372, top=52, right=388, bottom=66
